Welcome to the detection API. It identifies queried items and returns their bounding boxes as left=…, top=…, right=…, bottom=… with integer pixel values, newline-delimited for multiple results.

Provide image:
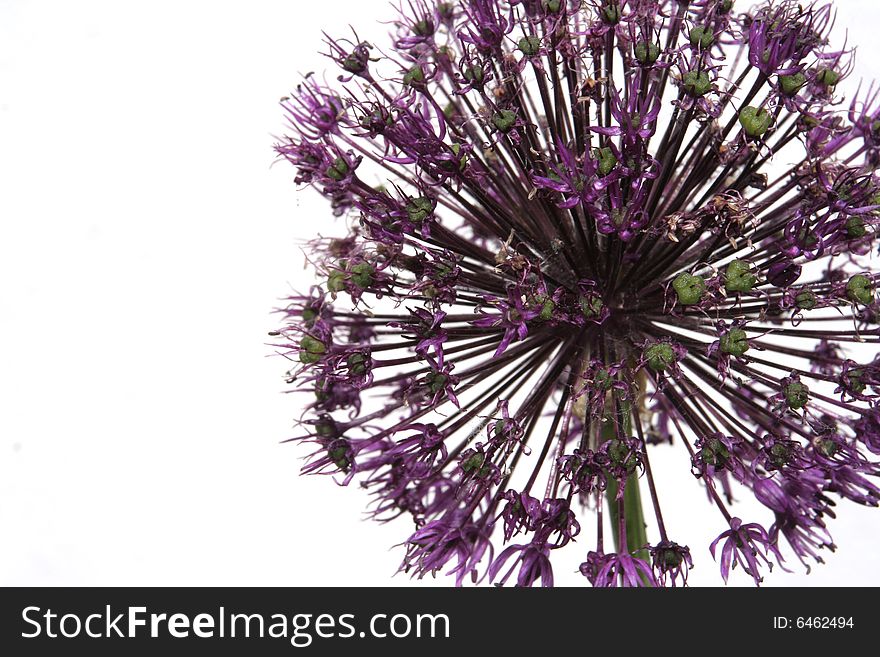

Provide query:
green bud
left=607, top=439, right=638, bottom=475
left=700, top=442, right=731, bottom=469
left=302, top=307, right=318, bottom=327
left=779, top=72, right=806, bottom=96
left=634, top=41, right=660, bottom=65
left=463, top=65, right=483, bottom=85
left=518, top=35, right=541, bottom=56
left=797, top=225, right=818, bottom=249
left=347, top=352, right=369, bottom=375
left=847, top=274, right=874, bottom=305
left=815, top=438, right=838, bottom=458
left=542, top=0, right=562, bottom=13
left=313, top=376, right=331, bottom=401
left=403, top=65, right=425, bottom=87
left=493, top=418, right=515, bottom=441
left=425, top=371, right=449, bottom=394
left=593, top=368, right=613, bottom=390
left=536, top=296, right=555, bottom=321
left=657, top=547, right=684, bottom=569
left=847, top=368, right=866, bottom=394
left=602, top=5, right=620, bottom=24
left=816, top=68, right=840, bottom=87
left=719, top=328, right=749, bottom=357
left=795, top=289, right=817, bottom=310
left=768, top=442, right=792, bottom=468
left=350, top=262, right=375, bottom=289
left=325, top=157, right=350, bottom=181
left=314, top=419, right=336, bottom=438
left=724, top=259, right=757, bottom=293
left=342, top=53, right=366, bottom=74
left=579, top=294, right=604, bottom=319
left=800, top=114, right=819, bottom=130
left=327, top=442, right=352, bottom=470
left=645, top=342, right=676, bottom=372
left=689, top=26, right=714, bottom=49
left=720, top=0, right=734, bottom=13
left=448, top=142, right=468, bottom=171
left=699, top=437, right=730, bottom=468
left=327, top=271, right=346, bottom=293
left=672, top=272, right=706, bottom=305
left=413, top=18, right=434, bottom=37
left=846, top=216, right=867, bottom=239
left=299, top=335, right=327, bottom=364
left=461, top=452, right=486, bottom=474
left=492, top=109, right=517, bottom=133
left=739, top=106, right=773, bottom=138
left=682, top=70, right=712, bottom=97
left=783, top=381, right=809, bottom=410
left=407, top=196, right=433, bottom=224
left=596, top=146, right=617, bottom=176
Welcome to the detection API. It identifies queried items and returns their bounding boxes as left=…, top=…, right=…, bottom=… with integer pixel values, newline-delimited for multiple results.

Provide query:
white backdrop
left=1, top=0, right=879, bottom=587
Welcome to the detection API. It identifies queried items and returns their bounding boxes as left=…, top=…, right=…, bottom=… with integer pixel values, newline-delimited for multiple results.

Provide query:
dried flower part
left=274, top=0, right=880, bottom=587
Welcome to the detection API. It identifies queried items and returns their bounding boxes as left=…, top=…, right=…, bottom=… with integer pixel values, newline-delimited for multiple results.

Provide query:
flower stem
left=606, top=474, right=649, bottom=563
left=603, top=401, right=651, bottom=577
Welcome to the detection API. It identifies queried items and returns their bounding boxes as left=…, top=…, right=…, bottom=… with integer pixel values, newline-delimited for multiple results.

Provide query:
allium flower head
left=273, top=0, right=880, bottom=586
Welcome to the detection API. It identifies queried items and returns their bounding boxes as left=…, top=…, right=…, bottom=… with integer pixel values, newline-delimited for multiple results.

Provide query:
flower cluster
left=273, top=0, right=879, bottom=586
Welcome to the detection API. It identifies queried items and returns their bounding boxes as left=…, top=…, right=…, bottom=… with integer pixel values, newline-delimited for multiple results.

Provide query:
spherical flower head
left=274, top=0, right=880, bottom=587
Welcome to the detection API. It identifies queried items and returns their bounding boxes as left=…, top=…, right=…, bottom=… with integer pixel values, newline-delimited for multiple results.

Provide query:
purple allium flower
left=273, top=0, right=880, bottom=586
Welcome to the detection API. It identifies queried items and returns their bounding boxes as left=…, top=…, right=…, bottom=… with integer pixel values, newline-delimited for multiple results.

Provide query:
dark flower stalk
left=273, top=0, right=880, bottom=586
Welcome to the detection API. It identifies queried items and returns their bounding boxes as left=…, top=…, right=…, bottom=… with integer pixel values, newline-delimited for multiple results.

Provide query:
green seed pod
left=682, top=70, right=712, bottom=97
left=407, top=196, right=433, bottom=224
left=672, top=272, right=706, bottom=305
left=492, top=109, right=517, bottom=133
left=518, top=35, right=541, bottom=57
left=403, top=65, right=425, bottom=87
left=634, top=40, right=660, bottom=65
left=347, top=352, right=369, bottom=375
left=699, top=437, right=730, bottom=468
left=846, top=216, right=867, bottom=239
left=325, top=157, right=350, bottom=181
left=725, top=259, right=757, bottom=293
left=602, top=5, right=620, bottom=24
left=535, top=295, right=555, bottom=321
left=579, top=295, right=604, bottom=319
left=783, top=381, right=809, bottom=410
left=596, top=147, right=617, bottom=176
left=425, top=371, right=449, bottom=394
left=463, top=65, right=483, bottom=85
left=847, top=274, right=874, bottom=305
left=327, top=271, right=346, bottom=293
left=719, top=328, right=749, bottom=357
left=816, top=68, right=840, bottom=87
left=779, top=72, right=806, bottom=96
left=461, top=451, right=485, bottom=473
left=795, top=289, right=817, bottom=310
left=739, top=106, right=773, bottom=138
left=350, top=262, right=375, bottom=289
left=645, top=342, right=676, bottom=372
left=327, top=442, right=352, bottom=470
left=299, top=335, right=327, bottom=364
left=847, top=368, right=866, bottom=394
left=689, top=26, right=714, bottom=49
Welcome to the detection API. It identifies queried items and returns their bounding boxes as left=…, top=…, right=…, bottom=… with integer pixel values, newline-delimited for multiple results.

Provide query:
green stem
left=606, top=474, right=650, bottom=563
left=602, top=402, right=651, bottom=583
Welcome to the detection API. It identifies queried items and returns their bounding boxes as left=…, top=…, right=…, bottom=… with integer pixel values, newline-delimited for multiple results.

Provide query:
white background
left=1, top=0, right=879, bottom=587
